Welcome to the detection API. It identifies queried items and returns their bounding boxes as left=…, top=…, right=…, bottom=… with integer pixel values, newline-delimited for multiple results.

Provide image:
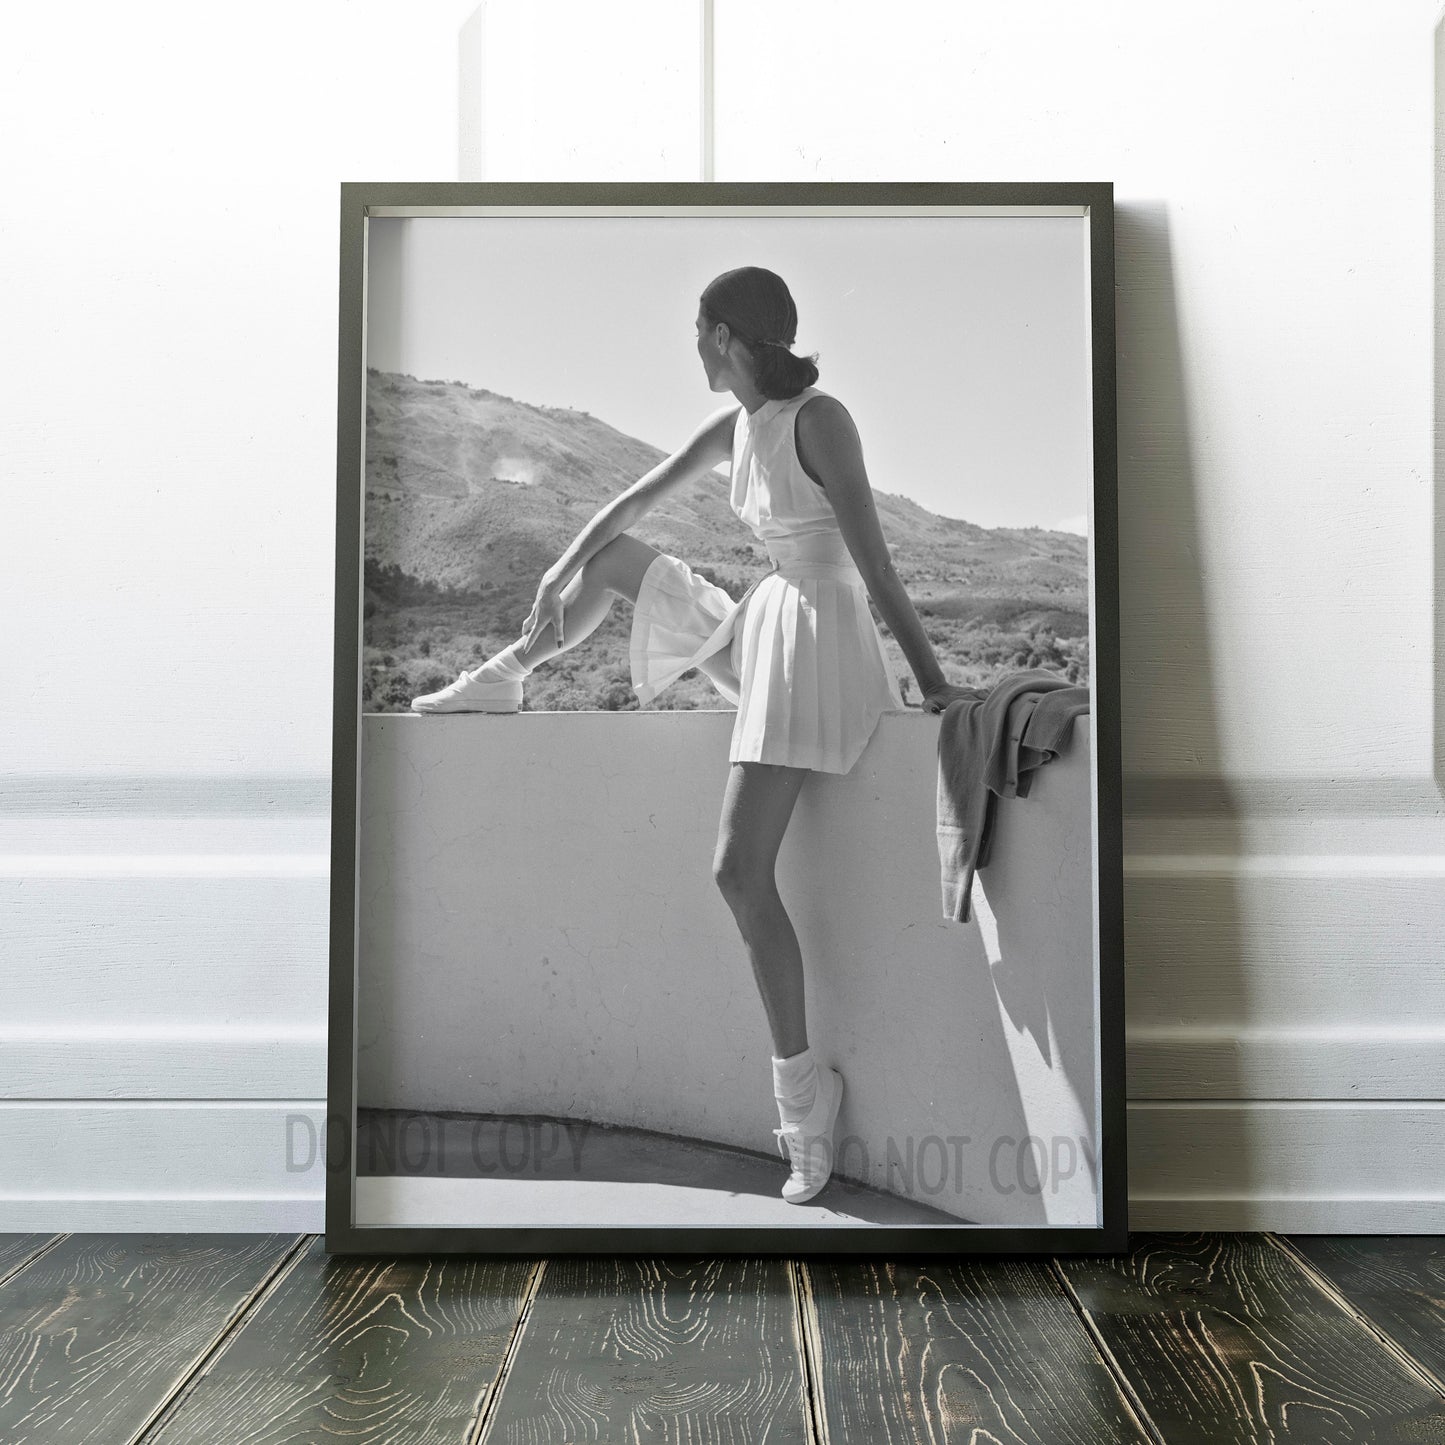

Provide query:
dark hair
left=699, top=266, right=821, bottom=400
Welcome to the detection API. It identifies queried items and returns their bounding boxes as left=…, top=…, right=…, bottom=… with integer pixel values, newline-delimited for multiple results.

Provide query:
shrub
left=594, top=667, right=639, bottom=712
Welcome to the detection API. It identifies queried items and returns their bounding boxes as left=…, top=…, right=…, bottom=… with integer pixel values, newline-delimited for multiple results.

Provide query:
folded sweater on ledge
left=936, top=669, right=1091, bottom=922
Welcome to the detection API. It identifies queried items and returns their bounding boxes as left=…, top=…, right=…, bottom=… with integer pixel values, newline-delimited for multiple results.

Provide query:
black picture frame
left=326, top=180, right=1124, bottom=1257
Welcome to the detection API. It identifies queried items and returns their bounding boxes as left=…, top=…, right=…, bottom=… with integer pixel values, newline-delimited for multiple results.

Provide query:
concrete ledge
left=357, top=708, right=1097, bottom=1226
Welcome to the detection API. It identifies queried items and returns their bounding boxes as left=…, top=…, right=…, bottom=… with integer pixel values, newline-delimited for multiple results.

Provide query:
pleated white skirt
left=629, top=551, right=905, bottom=775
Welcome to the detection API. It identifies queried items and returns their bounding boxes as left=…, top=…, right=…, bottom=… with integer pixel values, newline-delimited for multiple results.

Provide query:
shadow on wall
left=1436, top=19, right=1445, bottom=801
left=971, top=750, right=1098, bottom=1203
left=783, top=713, right=1102, bottom=1227
left=1114, top=202, right=1243, bottom=1191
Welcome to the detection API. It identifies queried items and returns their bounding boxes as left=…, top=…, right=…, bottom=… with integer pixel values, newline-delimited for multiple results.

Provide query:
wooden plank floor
left=0, top=1233, right=1441, bottom=1443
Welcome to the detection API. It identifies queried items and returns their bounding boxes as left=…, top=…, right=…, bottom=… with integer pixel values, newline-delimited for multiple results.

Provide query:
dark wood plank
left=145, top=1236, right=537, bottom=1444
left=803, top=1256, right=1150, bottom=1443
left=1282, top=1235, right=1445, bottom=1387
left=0, top=1235, right=62, bottom=1284
left=1056, top=1232, right=1445, bottom=1443
left=0, top=1233, right=299, bottom=1445
left=478, top=1255, right=813, bottom=1444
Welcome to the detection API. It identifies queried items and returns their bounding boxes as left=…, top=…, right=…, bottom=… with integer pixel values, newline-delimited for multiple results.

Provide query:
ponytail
left=745, top=337, right=821, bottom=400
left=699, top=265, right=821, bottom=400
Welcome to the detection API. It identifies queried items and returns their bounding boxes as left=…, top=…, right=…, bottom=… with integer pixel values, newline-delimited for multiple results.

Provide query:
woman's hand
left=920, top=681, right=988, bottom=716
left=522, top=569, right=569, bottom=651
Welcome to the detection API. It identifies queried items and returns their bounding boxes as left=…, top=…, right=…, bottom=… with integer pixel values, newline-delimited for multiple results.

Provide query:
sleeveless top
left=630, top=384, right=905, bottom=773
left=731, top=386, right=857, bottom=564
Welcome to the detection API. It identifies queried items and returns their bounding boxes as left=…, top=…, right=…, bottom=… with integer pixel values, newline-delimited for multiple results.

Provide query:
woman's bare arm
left=550, top=402, right=739, bottom=583
left=795, top=396, right=981, bottom=711
left=522, top=402, right=739, bottom=649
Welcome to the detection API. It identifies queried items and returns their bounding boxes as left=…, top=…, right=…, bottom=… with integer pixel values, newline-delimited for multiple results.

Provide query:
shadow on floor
left=357, top=1107, right=970, bottom=1226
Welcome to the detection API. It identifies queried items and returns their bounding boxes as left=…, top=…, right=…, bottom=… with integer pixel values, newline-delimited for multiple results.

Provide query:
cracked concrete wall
left=357, top=708, right=1097, bottom=1226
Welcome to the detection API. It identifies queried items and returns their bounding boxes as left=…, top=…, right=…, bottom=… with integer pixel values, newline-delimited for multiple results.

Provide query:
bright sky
left=365, top=211, right=1092, bottom=533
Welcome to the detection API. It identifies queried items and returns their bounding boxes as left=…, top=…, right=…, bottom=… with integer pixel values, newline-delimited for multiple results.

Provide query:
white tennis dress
left=629, top=385, right=905, bottom=775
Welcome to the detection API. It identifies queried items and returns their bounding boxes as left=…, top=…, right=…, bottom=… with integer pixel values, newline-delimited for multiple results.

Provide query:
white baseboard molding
left=1125, top=1100, right=1445, bottom=1233
left=1127, top=1026, right=1445, bottom=1099
left=0, top=1197, right=324, bottom=1232
left=0, top=1102, right=329, bottom=1234
left=1129, top=1197, right=1445, bottom=1231
left=3, top=769, right=1443, bottom=1232
left=0, top=1028, right=327, bottom=1098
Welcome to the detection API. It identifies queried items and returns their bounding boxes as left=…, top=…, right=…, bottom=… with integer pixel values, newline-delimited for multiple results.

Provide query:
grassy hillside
left=361, top=371, right=1089, bottom=713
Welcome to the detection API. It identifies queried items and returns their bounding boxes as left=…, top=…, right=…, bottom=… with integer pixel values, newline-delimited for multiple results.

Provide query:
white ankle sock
left=772, top=1046, right=818, bottom=1122
left=467, top=643, right=531, bottom=684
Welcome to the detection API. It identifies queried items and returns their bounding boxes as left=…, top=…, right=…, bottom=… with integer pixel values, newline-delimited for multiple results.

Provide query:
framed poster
left=326, top=181, right=1124, bottom=1256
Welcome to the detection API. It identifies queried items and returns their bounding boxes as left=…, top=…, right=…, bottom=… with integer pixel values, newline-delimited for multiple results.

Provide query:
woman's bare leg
left=505, top=532, right=661, bottom=671
left=712, top=761, right=811, bottom=1057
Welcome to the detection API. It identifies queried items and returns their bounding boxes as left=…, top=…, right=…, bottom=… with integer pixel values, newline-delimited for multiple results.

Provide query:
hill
left=361, top=370, right=1089, bottom=713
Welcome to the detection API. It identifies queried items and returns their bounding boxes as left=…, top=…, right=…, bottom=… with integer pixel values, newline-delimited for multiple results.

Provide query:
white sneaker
left=411, top=669, right=522, bottom=714
left=773, top=1065, right=844, bottom=1204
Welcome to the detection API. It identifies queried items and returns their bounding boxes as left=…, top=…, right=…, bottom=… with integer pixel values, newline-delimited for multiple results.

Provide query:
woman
left=413, top=266, right=978, bottom=1205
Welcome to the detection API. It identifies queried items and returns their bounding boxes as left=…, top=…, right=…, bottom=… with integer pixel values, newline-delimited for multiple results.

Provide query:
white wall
left=357, top=712, right=1098, bottom=1229
left=3, top=0, right=1442, bottom=1231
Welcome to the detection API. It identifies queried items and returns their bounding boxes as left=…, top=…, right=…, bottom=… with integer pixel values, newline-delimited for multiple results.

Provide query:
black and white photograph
left=329, top=182, right=1124, bottom=1254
